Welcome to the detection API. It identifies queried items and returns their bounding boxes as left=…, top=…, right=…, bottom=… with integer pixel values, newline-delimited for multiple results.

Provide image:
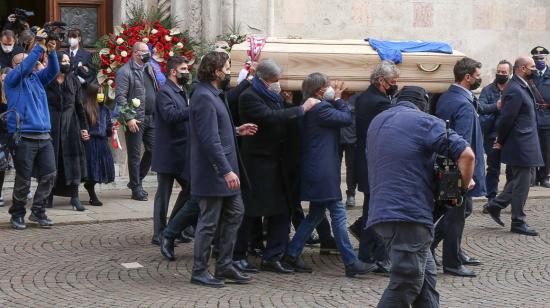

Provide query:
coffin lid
left=230, top=38, right=466, bottom=93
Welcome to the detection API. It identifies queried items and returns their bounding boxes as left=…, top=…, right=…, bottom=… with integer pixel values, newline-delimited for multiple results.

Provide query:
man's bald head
left=132, top=42, right=150, bottom=64
left=11, top=53, right=28, bottom=68
left=514, top=56, right=536, bottom=79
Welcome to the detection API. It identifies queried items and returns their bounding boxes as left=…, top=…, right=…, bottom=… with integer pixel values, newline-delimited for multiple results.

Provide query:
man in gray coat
left=115, top=42, right=158, bottom=203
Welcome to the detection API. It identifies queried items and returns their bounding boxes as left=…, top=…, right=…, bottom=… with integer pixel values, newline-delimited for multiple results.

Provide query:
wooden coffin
left=230, top=38, right=465, bottom=93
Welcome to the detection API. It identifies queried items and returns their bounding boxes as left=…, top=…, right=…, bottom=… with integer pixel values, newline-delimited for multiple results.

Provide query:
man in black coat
left=189, top=51, right=257, bottom=287
left=234, top=59, right=320, bottom=274
left=485, top=57, right=544, bottom=236
left=0, top=30, right=24, bottom=69
left=349, top=61, right=399, bottom=271
left=150, top=56, right=191, bottom=246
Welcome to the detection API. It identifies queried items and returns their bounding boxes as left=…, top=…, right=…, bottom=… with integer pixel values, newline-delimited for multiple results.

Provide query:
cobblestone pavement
left=1, top=199, right=549, bottom=308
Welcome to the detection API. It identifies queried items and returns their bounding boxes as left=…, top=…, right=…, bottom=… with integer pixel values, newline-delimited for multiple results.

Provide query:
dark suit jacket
left=355, top=85, right=391, bottom=192
left=300, top=99, right=352, bottom=202
left=66, top=48, right=92, bottom=71
left=238, top=85, right=304, bottom=217
left=498, top=75, right=544, bottom=167
left=189, top=81, right=240, bottom=197
left=436, top=84, right=486, bottom=197
left=152, top=79, right=190, bottom=178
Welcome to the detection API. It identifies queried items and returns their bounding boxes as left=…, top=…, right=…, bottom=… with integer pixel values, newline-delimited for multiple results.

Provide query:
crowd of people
left=1, top=13, right=550, bottom=307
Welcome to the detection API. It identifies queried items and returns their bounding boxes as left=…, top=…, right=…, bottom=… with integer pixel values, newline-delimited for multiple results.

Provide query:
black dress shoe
left=10, top=217, right=26, bottom=230
left=151, top=235, right=160, bottom=246
left=540, top=180, right=550, bottom=188
left=283, top=254, right=313, bottom=273
left=28, top=213, right=54, bottom=228
left=191, top=271, right=225, bottom=288
left=460, top=253, right=482, bottom=266
left=482, top=203, right=489, bottom=214
left=486, top=205, right=504, bottom=227
left=261, top=260, right=294, bottom=274
left=160, top=236, right=175, bottom=261
left=510, top=222, right=539, bottom=236
left=320, top=237, right=340, bottom=255
left=345, top=260, right=377, bottom=277
left=348, top=221, right=362, bottom=241
left=131, top=190, right=148, bottom=201
left=215, top=266, right=251, bottom=284
left=233, top=259, right=259, bottom=273
left=443, top=265, right=476, bottom=277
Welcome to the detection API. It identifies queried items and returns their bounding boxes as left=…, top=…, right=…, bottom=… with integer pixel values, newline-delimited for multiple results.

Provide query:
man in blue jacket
left=485, top=57, right=543, bottom=236
left=4, top=31, right=59, bottom=230
left=189, top=51, right=257, bottom=287
left=367, top=86, right=475, bottom=307
left=150, top=56, right=192, bottom=250
left=433, top=57, right=486, bottom=277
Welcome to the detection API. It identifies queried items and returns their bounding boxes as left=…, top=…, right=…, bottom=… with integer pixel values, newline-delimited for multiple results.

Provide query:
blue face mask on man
left=535, top=59, right=546, bottom=71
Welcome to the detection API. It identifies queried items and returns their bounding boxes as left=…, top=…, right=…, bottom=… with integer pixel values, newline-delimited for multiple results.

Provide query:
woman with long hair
left=82, top=82, right=115, bottom=206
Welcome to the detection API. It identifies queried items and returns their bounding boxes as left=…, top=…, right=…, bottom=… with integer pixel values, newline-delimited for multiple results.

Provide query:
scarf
left=251, top=77, right=284, bottom=107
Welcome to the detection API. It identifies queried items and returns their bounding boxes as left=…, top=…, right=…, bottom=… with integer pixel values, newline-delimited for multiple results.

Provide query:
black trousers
left=192, top=195, right=244, bottom=274
left=536, top=128, right=550, bottom=183
left=153, top=173, right=190, bottom=238
left=124, top=115, right=154, bottom=191
left=339, top=143, right=357, bottom=197
left=9, top=138, right=56, bottom=218
left=489, top=166, right=532, bottom=223
left=375, top=222, right=439, bottom=308
left=432, top=196, right=473, bottom=268
left=234, top=212, right=290, bottom=262
left=358, top=193, right=387, bottom=262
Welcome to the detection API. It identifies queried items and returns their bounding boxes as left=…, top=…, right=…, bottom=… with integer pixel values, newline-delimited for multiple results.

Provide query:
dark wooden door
left=47, top=0, right=112, bottom=48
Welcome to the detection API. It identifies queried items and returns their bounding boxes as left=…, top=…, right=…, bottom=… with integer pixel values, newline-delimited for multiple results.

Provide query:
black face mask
left=141, top=52, right=151, bottom=63
left=176, top=72, right=190, bottom=86
left=60, top=64, right=70, bottom=74
left=495, top=74, right=508, bottom=85
left=219, top=73, right=231, bottom=90
left=471, top=78, right=482, bottom=90
left=525, top=69, right=538, bottom=80
left=386, top=84, right=398, bottom=96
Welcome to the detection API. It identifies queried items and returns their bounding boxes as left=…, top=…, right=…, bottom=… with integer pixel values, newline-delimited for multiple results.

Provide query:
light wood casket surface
left=230, top=38, right=465, bottom=93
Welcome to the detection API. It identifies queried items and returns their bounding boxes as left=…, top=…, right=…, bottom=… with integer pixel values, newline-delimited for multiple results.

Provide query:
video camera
left=13, top=8, right=35, bottom=22
left=434, top=120, right=464, bottom=208
left=31, top=21, right=68, bottom=43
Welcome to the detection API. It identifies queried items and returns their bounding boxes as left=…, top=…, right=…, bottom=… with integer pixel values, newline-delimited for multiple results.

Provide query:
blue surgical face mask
left=535, top=60, right=546, bottom=71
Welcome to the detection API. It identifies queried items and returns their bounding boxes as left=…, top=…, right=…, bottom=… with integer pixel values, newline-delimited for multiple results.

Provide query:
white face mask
left=68, top=38, right=79, bottom=48
left=323, top=86, right=336, bottom=101
left=268, top=81, right=281, bottom=94
left=1, top=44, right=13, bottom=53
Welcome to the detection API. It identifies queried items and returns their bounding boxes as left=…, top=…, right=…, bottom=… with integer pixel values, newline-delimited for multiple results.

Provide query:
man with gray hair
left=115, top=42, right=159, bottom=206
left=349, top=60, right=400, bottom=272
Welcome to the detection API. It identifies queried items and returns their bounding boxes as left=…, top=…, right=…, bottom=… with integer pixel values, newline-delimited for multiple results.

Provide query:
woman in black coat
left=234, top=59, right=320, bottom=273
left=46, top=53, right=89, bottom=210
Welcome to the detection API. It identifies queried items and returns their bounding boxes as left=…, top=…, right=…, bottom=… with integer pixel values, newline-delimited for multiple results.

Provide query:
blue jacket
left=497, top=75, right=544, bottom=167
left=367, top=38, right=453, bottom=64
left=189, top=81, right=240, bottom=197
left=300, top=99, right=352, bottom=202
left=367, top=102, right=469, bottom=228
left=152, top=79, right=190, bottom=178
left=436, top=84, right=486, bottom=197
left=65, top=47, right=92, bottom=71
left=479, top=81, right=504, bottom=138
left=5, top=45, right=59, bottom=134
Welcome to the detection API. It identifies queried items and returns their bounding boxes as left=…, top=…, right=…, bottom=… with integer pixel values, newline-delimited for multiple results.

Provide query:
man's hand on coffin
left=331, top=80, right=347, bottom=100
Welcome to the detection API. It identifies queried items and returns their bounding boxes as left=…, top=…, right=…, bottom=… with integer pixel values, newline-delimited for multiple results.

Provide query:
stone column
left=171, top=0, right=203, bottom=40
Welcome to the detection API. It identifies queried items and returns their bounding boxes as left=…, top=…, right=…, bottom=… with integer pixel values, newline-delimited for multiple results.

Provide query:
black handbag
left=0, top=109, right=21, bottom=171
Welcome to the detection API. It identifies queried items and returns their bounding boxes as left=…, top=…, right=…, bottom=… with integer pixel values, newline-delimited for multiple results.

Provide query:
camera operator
left=366, top=86, right=475, bottom=307
left=0, top=30, right=24, bottom=69
left=3, top=10, right=32, bottom=35
left=4, top=29, right=60, bottom=230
